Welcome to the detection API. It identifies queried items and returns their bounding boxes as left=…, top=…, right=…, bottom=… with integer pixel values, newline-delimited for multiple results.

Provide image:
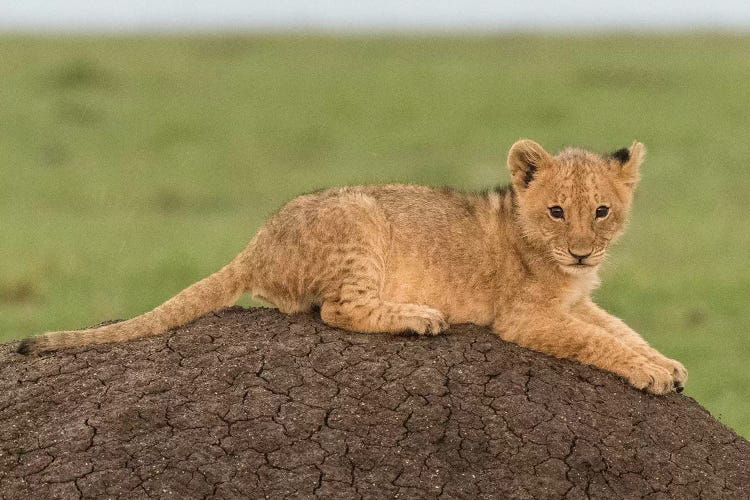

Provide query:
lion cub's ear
left=507, top=139, right=553, bottom=191
left=612, top=140, right=646, bottom=188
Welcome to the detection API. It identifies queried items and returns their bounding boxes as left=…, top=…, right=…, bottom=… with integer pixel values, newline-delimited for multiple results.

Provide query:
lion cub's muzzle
left=568, top=249, right=592, bottom=264
left=553, top=246, right=605, bottom=269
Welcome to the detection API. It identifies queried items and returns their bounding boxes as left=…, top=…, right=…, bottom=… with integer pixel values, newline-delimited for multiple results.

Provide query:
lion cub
left=18, top=139, right=686, bottom=394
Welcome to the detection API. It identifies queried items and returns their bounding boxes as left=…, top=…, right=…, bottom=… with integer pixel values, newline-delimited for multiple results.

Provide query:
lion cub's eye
left=548, top=206, right=564, bottom=219
left=595, top=206, right=610, bottom=219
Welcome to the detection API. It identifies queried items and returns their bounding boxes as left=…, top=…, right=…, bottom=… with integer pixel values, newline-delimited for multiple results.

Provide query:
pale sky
left=1, top=0, right=750, bottom=32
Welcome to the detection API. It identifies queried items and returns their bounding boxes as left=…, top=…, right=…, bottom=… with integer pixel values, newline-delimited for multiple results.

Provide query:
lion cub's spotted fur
left=19, top=140, right=687, bottom=394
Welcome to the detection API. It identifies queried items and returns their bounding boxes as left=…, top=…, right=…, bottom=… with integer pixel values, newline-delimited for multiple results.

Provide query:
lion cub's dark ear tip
left=610, top=148, right=631, bottom=163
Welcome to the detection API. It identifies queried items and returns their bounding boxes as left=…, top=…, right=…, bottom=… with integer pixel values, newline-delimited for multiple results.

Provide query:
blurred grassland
left=0, top=35, right=748, bottom=437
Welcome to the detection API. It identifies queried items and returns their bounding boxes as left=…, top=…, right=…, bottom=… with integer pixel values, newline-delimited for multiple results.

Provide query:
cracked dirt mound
left=1, top=307, right=748, bottom=499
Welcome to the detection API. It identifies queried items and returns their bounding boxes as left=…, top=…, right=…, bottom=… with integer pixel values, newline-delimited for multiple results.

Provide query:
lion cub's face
left=507, top=139, right=645, bottom=273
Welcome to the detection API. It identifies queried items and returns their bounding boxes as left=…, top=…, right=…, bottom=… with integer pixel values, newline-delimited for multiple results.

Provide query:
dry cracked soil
left=1, top=307, right=748, bottom=499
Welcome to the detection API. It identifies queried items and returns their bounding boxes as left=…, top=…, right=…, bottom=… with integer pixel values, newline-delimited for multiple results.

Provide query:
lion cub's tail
left=17, top=256, right=249, bottom=355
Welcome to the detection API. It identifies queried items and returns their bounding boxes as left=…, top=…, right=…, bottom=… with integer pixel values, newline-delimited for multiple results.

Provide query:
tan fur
left=20, top=140, right=686, bottom=395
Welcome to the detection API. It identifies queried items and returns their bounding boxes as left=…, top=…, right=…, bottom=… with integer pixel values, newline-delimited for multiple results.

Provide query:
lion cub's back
left=248, top=186, right=393, bottom=308
left=251, top=183, right=486, bottom=278
left=269, top=183, right=481, bottom=235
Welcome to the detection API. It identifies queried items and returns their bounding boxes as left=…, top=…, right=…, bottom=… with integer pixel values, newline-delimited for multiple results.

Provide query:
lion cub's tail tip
left=16, top=336, right=54, bottom=356
left=16, top=338, right=34, bottom=355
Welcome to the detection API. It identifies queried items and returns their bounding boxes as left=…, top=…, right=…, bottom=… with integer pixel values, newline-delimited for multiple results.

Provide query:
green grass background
left=1, top=35, right=748, bottom=437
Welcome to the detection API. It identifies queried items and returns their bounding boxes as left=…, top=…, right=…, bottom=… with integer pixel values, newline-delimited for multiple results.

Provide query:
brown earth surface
left=1, top=307, right=748, bottom=499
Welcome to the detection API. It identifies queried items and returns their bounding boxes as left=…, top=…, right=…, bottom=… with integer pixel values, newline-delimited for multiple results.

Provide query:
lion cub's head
left=507, top=139, right=645, bottom=273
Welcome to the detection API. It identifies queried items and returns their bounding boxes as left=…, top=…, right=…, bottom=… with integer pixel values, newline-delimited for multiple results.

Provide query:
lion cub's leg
left=320, top=284, right=448, bottom=336
left=494, top=307, right=676, bottom=394
left=274, top=192, right=449, bottom=336
left=572, top=300, right=687, bottom=387
left=320, top=266, right=448, bottom=335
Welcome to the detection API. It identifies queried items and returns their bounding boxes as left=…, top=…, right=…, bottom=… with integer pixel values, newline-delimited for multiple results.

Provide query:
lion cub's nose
left=568, top=249, right=592, bottom=263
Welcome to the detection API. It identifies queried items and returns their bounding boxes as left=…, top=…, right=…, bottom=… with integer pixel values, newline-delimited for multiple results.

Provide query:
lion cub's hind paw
left=403, top=307, right=448, bottom=336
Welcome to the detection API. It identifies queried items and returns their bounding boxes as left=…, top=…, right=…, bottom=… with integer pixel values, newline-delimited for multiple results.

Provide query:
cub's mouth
left=552, top=249, right=603, bottom=270
left=560, top=261, right=598, bottom=272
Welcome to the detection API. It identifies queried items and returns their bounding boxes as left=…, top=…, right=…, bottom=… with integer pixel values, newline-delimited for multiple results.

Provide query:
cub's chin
left=559, top=263, right=598, bottom=275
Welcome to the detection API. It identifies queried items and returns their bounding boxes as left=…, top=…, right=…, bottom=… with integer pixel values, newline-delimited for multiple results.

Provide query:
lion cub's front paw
left=404, top=307, right=448, bottom=336
left=626, top=362, right=675, bottom=395
left=661, top=357, right=688, bottom=392
left=662, top=357, right=688, bottom=383
left=644, top=352, right=688, bottom=392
